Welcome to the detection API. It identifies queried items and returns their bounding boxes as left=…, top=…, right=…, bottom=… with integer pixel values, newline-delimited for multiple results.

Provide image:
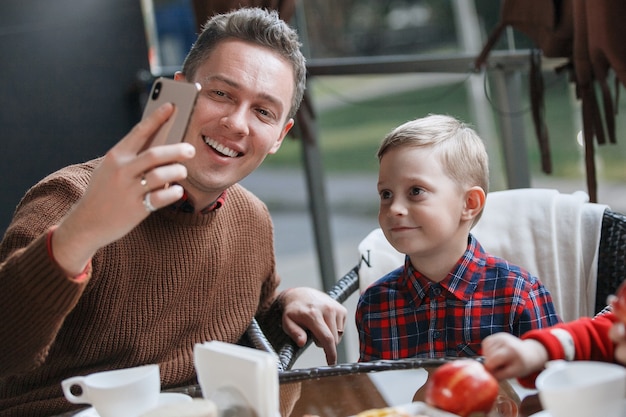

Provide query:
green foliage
left=266, top=73, right=626, bottom=183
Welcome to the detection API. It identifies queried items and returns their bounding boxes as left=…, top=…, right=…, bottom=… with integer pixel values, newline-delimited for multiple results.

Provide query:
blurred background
left=2, top=0, right=625, bottom=367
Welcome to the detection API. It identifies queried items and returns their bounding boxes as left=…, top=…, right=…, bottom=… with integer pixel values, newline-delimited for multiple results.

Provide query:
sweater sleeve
left=516, top=312, right=618, bottom=387
left=0, top=167, right=92, bottom=376
left=0, top=232, right=89, bottom=376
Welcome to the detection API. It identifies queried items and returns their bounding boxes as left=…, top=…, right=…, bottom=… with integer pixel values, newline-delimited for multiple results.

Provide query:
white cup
left=61, top=364, right=160, bottom=417
left=536, top=360, right=626, bottom=417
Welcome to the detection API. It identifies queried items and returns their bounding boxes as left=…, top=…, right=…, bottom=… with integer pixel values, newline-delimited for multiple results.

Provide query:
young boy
left=356, top=114, right=561, bottom=361
left=482, top=303, right=626, bottom=387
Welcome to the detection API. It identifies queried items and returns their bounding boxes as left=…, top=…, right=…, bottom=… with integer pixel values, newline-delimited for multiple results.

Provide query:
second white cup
left=536, top=360, right=626, bottom=417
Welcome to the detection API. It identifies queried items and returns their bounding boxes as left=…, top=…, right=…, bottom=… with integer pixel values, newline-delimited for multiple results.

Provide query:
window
left=140, top=0, right=197, bottom=76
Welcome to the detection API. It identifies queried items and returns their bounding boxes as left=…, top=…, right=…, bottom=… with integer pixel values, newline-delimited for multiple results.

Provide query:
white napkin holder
left=194, top=341, right=279, bottom=417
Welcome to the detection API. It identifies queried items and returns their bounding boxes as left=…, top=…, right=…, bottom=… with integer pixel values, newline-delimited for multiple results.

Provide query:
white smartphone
left=141, top=77, right=201, bottom=148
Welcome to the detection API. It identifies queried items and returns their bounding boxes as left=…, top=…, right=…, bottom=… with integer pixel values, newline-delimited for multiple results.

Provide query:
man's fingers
left=282, top=314, right=339, bottom=365
left=281, top=317, right=308, bottom=348
left=140, top=185, right=185, bottom=211
left=324, top=343, right=338, bottom=366
left=139, top=163, right=189, bottom=193
left=122, top=102, right=175, bottom=154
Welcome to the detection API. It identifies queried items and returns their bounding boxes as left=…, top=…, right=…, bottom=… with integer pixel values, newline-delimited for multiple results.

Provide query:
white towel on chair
left=472, top=188, right=608, bottom=322
left=357, top=228, right=404, bottom=294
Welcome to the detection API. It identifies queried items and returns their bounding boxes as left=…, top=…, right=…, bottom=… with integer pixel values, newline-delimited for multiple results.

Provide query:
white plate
left=529, top=398, right=626, bottom=417
left=73, top=392, right=192, bottom=417
left=350, top=401, right=460, bottom=417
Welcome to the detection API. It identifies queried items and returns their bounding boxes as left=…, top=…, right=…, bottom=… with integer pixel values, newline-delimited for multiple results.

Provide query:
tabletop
left=55, top=358, right=543, bottom=417
left=275, top=358, right=541, bottom=417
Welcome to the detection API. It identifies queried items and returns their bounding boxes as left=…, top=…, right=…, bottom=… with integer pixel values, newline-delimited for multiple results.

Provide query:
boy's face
left=377, top=146, right=471, bottom=269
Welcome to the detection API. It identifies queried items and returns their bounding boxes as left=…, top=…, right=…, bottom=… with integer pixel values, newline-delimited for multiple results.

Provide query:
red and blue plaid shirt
left=356, top=234, right=561, bottom=361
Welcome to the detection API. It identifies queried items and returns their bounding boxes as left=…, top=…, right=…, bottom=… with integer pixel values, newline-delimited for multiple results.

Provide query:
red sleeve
left=46, top=226, right=92, bottom=282
left=516, top=312, right=618, bottom=387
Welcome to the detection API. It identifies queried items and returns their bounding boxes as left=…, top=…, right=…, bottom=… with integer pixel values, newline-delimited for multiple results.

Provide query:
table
left=169, top=358, right=541, bottom=417
left=275, top=358, right=541, bottom=417
left=56, top=358, right=544, bottom=416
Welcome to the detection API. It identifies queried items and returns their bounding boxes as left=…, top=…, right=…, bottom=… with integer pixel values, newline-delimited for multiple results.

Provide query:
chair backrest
left=357, top=228, right=404, bottom=294
left=472, top=188, right=609, bottom=321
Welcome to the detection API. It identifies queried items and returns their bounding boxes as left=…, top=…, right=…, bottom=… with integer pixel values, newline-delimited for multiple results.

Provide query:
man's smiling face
left=175, top=39, right=295, bottom=209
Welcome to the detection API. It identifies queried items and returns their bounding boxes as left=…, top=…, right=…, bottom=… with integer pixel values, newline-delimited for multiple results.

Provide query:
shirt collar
left=169, top=189, right=227, bottom=214
left=405, top=234, right=483, bottom=303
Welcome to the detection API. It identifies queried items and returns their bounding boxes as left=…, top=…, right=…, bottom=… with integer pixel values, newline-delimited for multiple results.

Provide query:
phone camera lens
left=151, top=82, right=162, bottom=100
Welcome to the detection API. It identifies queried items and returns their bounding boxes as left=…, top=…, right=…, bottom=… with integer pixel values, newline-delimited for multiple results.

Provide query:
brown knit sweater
left=0, top=158, right=280, bottom=416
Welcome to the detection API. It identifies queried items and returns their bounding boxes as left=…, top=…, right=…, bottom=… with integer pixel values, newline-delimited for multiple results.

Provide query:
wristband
left=46, top=226, right=92, bottom=283
left=549, top=328, right=575, bottom=361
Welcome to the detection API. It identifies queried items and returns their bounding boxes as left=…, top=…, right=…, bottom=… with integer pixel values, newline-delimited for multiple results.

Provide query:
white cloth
left=356, top=188, right=608, bottom=322
left=472, top=188, right=608, bottom=322
left=357, top=228, right=404, bottom=294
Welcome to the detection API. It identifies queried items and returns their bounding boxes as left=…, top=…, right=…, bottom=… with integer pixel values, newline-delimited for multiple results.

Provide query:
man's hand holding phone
left=51, top=81, right=199, bottom=278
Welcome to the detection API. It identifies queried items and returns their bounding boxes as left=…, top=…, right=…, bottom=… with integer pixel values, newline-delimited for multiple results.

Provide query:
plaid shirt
left=356, top=234, right=561, bottom=361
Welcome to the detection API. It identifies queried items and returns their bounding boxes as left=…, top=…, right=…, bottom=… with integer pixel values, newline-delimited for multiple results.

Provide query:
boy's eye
left=379, top=190, right=392, bottom=200
left=409, top=187, right=422, bottom=196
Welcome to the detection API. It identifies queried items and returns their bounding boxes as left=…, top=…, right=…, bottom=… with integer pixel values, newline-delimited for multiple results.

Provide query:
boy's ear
left=462, top=186, right=486, bottom=221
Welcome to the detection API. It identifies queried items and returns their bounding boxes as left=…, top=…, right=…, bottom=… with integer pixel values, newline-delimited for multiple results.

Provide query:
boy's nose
left=389, top=199, right=408, bottom=216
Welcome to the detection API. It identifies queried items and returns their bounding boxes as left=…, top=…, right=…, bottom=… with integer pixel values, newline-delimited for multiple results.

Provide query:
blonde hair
left=378, top=114, right=490, bottom=223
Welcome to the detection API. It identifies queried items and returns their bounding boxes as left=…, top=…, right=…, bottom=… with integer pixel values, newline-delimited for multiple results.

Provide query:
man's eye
left=409, top=187, right=422, bottom=196
left=379, top=190, right=392, bottom=200
left=208, top=90, right=226, bottom=99
left=256, top=108, right=276, bottom=120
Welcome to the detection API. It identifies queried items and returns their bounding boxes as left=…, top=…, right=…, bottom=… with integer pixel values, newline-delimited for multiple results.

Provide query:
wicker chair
left=595, top=209, right=626, bottom=313
left=243, top=208, right=626, bottom=371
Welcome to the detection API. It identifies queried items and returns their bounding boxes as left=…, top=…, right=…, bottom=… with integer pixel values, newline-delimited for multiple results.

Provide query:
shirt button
left=433, top=331, right=441, bottom=339
left=432, top=287, right=442, bottom=296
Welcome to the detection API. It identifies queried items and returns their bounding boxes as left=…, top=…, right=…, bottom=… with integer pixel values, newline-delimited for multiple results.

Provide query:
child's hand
left=608, top=320, right=626, bottom=365
left=607, top=289, right=626, bottom=365
left=608, top=284, right=626, bottom=322
left=482, top=332, right=549, bottom=380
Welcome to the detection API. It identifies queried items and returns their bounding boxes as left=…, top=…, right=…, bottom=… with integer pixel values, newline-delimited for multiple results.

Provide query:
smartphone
left=141, top=77, right=201, bottom=148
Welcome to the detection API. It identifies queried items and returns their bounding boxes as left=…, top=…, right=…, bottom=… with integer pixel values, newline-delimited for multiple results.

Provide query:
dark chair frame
left=595, top=209, right=626, bottom=313
left=245, top=208, right=626, bottom=371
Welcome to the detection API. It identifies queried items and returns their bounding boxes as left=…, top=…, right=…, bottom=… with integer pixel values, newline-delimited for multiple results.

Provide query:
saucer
left=74, top=392, right=192, bottom=417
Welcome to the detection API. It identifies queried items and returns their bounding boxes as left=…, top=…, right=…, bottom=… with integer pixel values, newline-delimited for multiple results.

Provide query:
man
left=0, top=8, right=346, bottom=416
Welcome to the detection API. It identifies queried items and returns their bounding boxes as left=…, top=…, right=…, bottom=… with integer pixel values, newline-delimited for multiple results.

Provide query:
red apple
left=611, top=280, right=626, bottom=322
left=424, top=359, right=499, bottom=417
